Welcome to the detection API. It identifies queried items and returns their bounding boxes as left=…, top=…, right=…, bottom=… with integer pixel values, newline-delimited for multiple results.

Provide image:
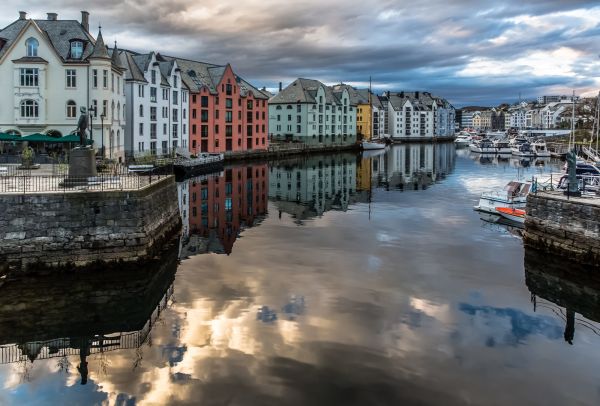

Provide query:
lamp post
left=100, top=114, right=106, bottom=159
left=88, top=105, right=96, bottom=145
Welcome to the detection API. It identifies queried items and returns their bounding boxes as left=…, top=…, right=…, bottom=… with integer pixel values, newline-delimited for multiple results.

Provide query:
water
left=2, top=144, right=600, bottom=405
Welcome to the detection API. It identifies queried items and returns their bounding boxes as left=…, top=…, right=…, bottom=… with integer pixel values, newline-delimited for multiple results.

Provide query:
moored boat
left=361, top=140, right=387, bottom=150
left=531, top=140, right=551, bottom=157
left=474, top=180, right=530, bottom=214
left=493, top=139, right=511, bottom=154
left=495, top=207, right=525, bottom=223
left=511, top=142, right=535, bottom=157
left=174, top=153, right=224, bottom=179
left=469, top=139, right=496, bottom=154
left=454, top=134, right=472, bottom=147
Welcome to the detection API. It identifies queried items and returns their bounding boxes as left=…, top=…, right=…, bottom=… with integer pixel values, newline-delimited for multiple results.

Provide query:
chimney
left=279, top=82, right=282, bottom=92
left=415, top=91, right=419, bottom=99
left=19, top=11, right=27, bottom=20
left=47, top=13, right=58, bottom=21
left=400, top=91, right=404, bottom=98
left=81, top=11, right=89, bottom=32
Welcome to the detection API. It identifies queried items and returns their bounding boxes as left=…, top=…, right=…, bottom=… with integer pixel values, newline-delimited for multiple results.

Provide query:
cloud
left=1, top=1, right=599, bottom=106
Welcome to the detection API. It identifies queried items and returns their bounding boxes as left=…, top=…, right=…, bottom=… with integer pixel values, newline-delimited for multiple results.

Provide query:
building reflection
left=524, top=248, right=600, bottom=345
left=363, top=143, right=455, bottom=191
left=0, top=237, right=179, bottom=384
left=268, top=154, right=361, bottom=222
left=180, top=164, right=269, bottom=256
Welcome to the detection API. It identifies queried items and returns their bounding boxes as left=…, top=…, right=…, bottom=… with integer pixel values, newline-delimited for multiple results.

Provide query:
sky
left=2, top=0, right=600, bottom=107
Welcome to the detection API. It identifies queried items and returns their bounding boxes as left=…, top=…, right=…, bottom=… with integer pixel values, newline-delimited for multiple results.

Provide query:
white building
left=385, top=92, right=435, bottom=139
left=0, top=11, right=126, bottom=160
left=119, top=50, right=189, bottom=157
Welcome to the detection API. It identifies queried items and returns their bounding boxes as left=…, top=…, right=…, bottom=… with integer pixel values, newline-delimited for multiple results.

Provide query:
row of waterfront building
left=458, top=94, right=583, bottom=131
left=0, top=11, right=456, bottom=161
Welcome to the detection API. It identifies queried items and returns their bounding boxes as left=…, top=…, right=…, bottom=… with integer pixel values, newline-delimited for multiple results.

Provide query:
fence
left=0, top=172, right=170, bottom=194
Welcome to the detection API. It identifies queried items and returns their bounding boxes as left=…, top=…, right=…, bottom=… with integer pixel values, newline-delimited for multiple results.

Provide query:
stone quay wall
left=524, top=192, right=600, bottom=265
left=0, top=176, right=181, bottom=273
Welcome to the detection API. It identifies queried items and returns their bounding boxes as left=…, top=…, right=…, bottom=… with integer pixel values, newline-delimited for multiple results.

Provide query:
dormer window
left=25, top=38, right=39, bottom=57
left=71, top=41, right=83, bottom=59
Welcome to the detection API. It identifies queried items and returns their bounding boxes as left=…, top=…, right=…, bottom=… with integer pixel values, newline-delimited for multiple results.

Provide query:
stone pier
left=0, top=176, right=181, bottom=273
left=524, top=192, right=600, bottom=265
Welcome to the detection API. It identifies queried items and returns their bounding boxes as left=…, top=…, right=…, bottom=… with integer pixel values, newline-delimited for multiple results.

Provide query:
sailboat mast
left=570, top=90, right=576, bottom=150
left=369, top=76, right=373, bottom=139
left=596, top=91, right=600, bottom=152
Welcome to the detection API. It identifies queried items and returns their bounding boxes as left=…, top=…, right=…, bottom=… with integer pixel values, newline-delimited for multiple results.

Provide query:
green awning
left=21, top=133, right=57, bottom=142
left=0, top=133, right=21, bottom=141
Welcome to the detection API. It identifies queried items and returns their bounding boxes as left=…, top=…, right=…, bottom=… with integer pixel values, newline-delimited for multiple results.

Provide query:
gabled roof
left=0, top=18, right=95, bottom=63
left=163, top=56, right=266, bottom=99
left=117, top=49, right=146, bottom=82
left=270, top=78, right=353, bottom=105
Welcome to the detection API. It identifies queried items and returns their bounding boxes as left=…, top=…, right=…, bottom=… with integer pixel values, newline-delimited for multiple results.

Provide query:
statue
left=565, top=149, right=581, bottom=197
left=76, top=106, right=89, bottom=147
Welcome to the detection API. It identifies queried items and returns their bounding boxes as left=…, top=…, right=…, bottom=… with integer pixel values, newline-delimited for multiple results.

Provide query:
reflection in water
left=0, top=237, right=179, bottom=384
left=269, top=154, right=362, bottom=222
left=180, top=163, right=269, bottom=256
left=525, top=248, right=600, bottom=345
left=366, top=143, right=455, bottom=190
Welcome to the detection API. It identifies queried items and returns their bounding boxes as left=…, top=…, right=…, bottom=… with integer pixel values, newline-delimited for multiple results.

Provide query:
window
left=65, top=69, right=77, bottom=88
left=150, top=107, right=156, bottom=121
left=163, top=123, right=167, bottom=135
left=150, top=123, right=157, bottom=139
left=226, top=125, right=232, bottom=137
left=192, top=124, right=197, bottom=135
left=138, top=85, right=144, bottom=97
left=139, top=123, right=144, bottom=136
left=226, top=84, right=232, bottom=95
left=151, top=70, right=156, bottom=84
left=173, top=109, right=178, bottom=122
left=25, top=38, right=39, bottom=57
left=66, top=100, right=77, bottom=118
left=111, top=73, right=114, bottom=91
left=226, top=98, right=232, bottom=109
left=173, top=91, right=178, bottom=105
left=92, top=69, right=98, bottom=88
left=201, top=125, right=208, bottom=137
left=102, top=70, right=108, bottom=88
left=172, top=124, right=178, bottom=139
left=20, top=100, right=38, bottom=118
left=20, top=68, right=38, bottom=87
left=247, top=100, right=254, bottom=109
left=173, top=76, right=178, bottom=88
left=150, top=87, right=157, bottom=102
left=139, top=104, right=144, bottom=117
left=201, top=96, right=208, bottom=107
left=71, top=41, right=83, bottom=59
left=92, top=100, right=98, bottom=117
left=201, top=110, right=208, bottom=122
left=225, top=111, right=232, bottom=123
left=215, top=124, right=219, bottom=134
left=103, top=100, right=108, bottom=117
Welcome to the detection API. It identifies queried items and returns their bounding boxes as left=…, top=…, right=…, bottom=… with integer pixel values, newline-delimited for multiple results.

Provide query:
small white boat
left=474, top=181, right=531, bottom=214
left=454, top=134, right=472, bottom=147
left=469, top=139, right=496, bottom=154
left=511, top=143, right=535, bottom=157
left=493, top=139, right=511, bottom=154
left=531, top=140, right=551, bottom=157
left=361, top=140, right=386, bottom=150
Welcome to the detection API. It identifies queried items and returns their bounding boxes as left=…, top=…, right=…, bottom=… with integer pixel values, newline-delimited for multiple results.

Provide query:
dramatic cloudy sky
left=3, top=1, right=600, bottom=106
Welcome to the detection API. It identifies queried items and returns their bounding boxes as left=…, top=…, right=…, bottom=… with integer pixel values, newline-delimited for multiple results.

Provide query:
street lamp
left=100, top=114, right=106, bottom=159
left=88, top=105, right=96, bottom=144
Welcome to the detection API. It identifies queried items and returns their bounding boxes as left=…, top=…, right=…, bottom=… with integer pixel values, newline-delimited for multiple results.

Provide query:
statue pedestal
left=64, top=147, right=97, bottom=186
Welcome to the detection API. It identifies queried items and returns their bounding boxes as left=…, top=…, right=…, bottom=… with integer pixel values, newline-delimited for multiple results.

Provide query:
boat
left=495, top=207, right=525, bottom=223
left=469, top=139, right=496, bottom=154
left=454, top=134, right=472, bottom=147
left=511, top=142, right=535, bottom=157
left=174, top=153, right=224, bottom=179
left=509, top=135, right=529, bottom=147
left=531, top=140, right=551, bottom=157
left=474, top=180, right=530, bottom=214
left=361, top=140, right=386, bottom=150
left=493, top=139, right=511, bottom=154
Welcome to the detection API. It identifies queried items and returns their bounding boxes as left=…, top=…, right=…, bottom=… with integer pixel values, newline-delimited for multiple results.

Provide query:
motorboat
left=495, top=207, right=525, bottom=224
left=454, top=134, right=472, bottom=148
left=511, top=143, right=535, bottom=157
left=531, top=140, right=551, bottom=157
left=509, top=136, right=529, bottom=147
left=469, top=138, right=496, bottom=154
left=361, top=140, right=387, bottom=150
left=474, top=181, right=531, bottom=214
left=493, top=139, right=512, bottom=154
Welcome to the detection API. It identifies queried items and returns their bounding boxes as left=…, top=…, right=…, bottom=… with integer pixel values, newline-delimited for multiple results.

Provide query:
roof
left=88, top=28, right=109, bottom=59
left=163, top=56, right=267, bottom=99
left=270, top=78, right=356, bottom=106
left=0, top=18, right=96, bottom=62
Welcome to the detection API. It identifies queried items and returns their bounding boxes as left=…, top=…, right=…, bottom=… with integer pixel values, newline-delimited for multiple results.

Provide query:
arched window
left=66, top=100, right=77, bottom=118
left=111, top=101, right=115, bottom=120
left=117, top=103, right=120, bottom=120
left=123, top=104, right=126, bottom=120
left=20, top=100, right=38, bottom=118
left=276, top=105, right=282, bottom=110
left=139, top=104, right=143, bottom=117
left=286, top=105, right=292, bottom=109
left=117, top=130, right=120, bottom=148
left=25, top=38, right=39, bottom=57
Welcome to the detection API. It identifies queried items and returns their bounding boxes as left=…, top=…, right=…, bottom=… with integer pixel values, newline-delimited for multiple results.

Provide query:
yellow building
left=357, top=102, right=373, bottom=141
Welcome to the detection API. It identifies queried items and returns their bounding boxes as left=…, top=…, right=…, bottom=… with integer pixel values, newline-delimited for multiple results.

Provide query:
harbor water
left=1, top=144, right=599, bottom=405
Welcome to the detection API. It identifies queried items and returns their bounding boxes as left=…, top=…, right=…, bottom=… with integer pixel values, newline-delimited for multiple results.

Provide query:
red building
left=188, top=164, right=268, bottom=254
left=166, top=57, right=269, bottom=154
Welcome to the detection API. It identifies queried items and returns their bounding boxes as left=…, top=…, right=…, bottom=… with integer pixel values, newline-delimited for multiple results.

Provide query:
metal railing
left=0, top=171, right=170, bottom=194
